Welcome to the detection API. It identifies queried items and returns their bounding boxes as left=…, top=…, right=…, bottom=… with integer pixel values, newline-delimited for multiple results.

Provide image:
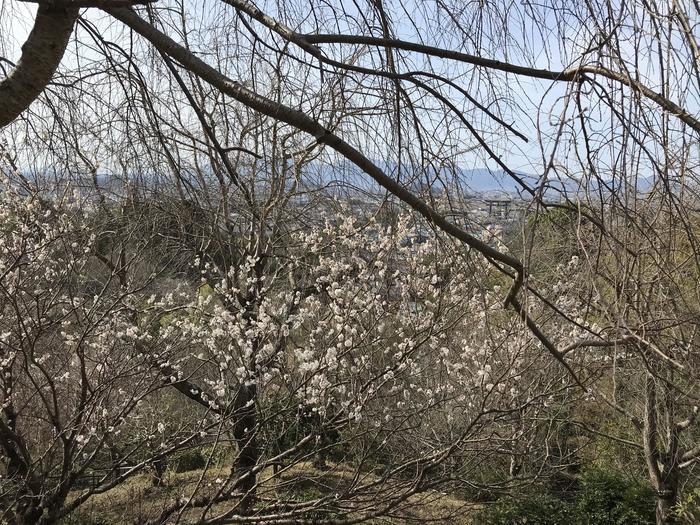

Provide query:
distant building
left=484, top=198, right=512, bottom=220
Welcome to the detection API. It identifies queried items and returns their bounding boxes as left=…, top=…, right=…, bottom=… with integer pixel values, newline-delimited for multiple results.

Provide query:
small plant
left=172, top=449, right=207, bottom=473
left=673, top=486, right=700, bottom=524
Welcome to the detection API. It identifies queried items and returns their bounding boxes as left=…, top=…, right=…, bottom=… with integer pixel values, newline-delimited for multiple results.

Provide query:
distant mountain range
left=22, top=162, right=658, bottom=201
left=414, top=167, right=658, bottom=198
left=306, top=161, right=657, bottom=199
left=461, top=168, right=658, bottom=198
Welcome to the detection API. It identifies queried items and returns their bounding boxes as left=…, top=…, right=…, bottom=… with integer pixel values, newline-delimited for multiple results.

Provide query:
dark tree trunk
left=654, top=468, right=679, bottom=525
left=655, top=485, right=677, bottom=524
left=232, top=383, right=259, bottom=514
left=152, top=457, right=168, bottom=487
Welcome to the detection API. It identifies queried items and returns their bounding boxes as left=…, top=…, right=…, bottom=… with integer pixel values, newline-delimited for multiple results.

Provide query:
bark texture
left=0, top=6, right=78, bottom=128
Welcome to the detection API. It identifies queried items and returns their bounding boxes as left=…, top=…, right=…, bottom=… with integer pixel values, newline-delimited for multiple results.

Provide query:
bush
left=477, top=468, right=655, bottom=525
left=673, top=486, right=700, bottom=524
left=575, top=468, right=654, bottom=525
left=457, top=465, right=510, bottom=503
left=477, top=492, right=576, bottom=525
left=172, top=449, right=206, bottom=473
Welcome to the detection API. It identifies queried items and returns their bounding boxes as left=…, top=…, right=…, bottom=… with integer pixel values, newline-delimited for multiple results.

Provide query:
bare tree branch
left=0, top=6, right=78, bottom=128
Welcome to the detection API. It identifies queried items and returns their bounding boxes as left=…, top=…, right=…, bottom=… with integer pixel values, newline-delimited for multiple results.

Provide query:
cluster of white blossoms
left=0, top=184, right=198, bottom=469
left=0, top=182, right=576, bottom=484
left=156, top=211, right=570, bottom=446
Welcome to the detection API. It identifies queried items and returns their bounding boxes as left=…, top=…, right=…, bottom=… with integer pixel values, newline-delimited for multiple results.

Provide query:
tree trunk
left=232, top=383, right=259, bottom=514
left=0, top=6, right=78, bottom=127
left=655, top=480, right=678, bottom=525
left=16, top=506, right=43, bottom=525
left=643, top=371, right=681, bottom=525
left=152, top=457, right=168, bottom=487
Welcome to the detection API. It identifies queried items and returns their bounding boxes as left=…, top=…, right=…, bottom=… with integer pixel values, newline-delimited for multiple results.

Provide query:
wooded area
left=1, top=0, right=700, bottom=523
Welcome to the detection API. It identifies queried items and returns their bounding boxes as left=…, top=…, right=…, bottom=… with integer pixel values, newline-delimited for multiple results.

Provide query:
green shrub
left=172, top=449, right=206, bottom=472
left=575, top=468, right=654, bottom=525
left=458, top=465, right=509, bottom=503
left=673, top=486, right=700, bottom=524
left=477, top=492, right=575, bottom=525
left=477, top=468, right=655, bottom=525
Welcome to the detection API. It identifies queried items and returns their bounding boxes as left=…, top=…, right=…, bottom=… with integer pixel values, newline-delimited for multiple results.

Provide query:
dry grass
left=61, top=462, right=478, bottom=524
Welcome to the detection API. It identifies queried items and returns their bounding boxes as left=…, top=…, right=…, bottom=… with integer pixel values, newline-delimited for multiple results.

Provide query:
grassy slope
left=62, top=462, right=477, bottom=524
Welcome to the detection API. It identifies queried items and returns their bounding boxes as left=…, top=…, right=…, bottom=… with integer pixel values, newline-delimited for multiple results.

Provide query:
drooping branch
left=302, top=34, right=700, bottom=133
left=0, top=6, right=78, bottom=128
left=104, top=7, right=524, bottom=279
left=101, top=8, right=624, bottom=385
left=212, top=0, right=700, bottom=135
